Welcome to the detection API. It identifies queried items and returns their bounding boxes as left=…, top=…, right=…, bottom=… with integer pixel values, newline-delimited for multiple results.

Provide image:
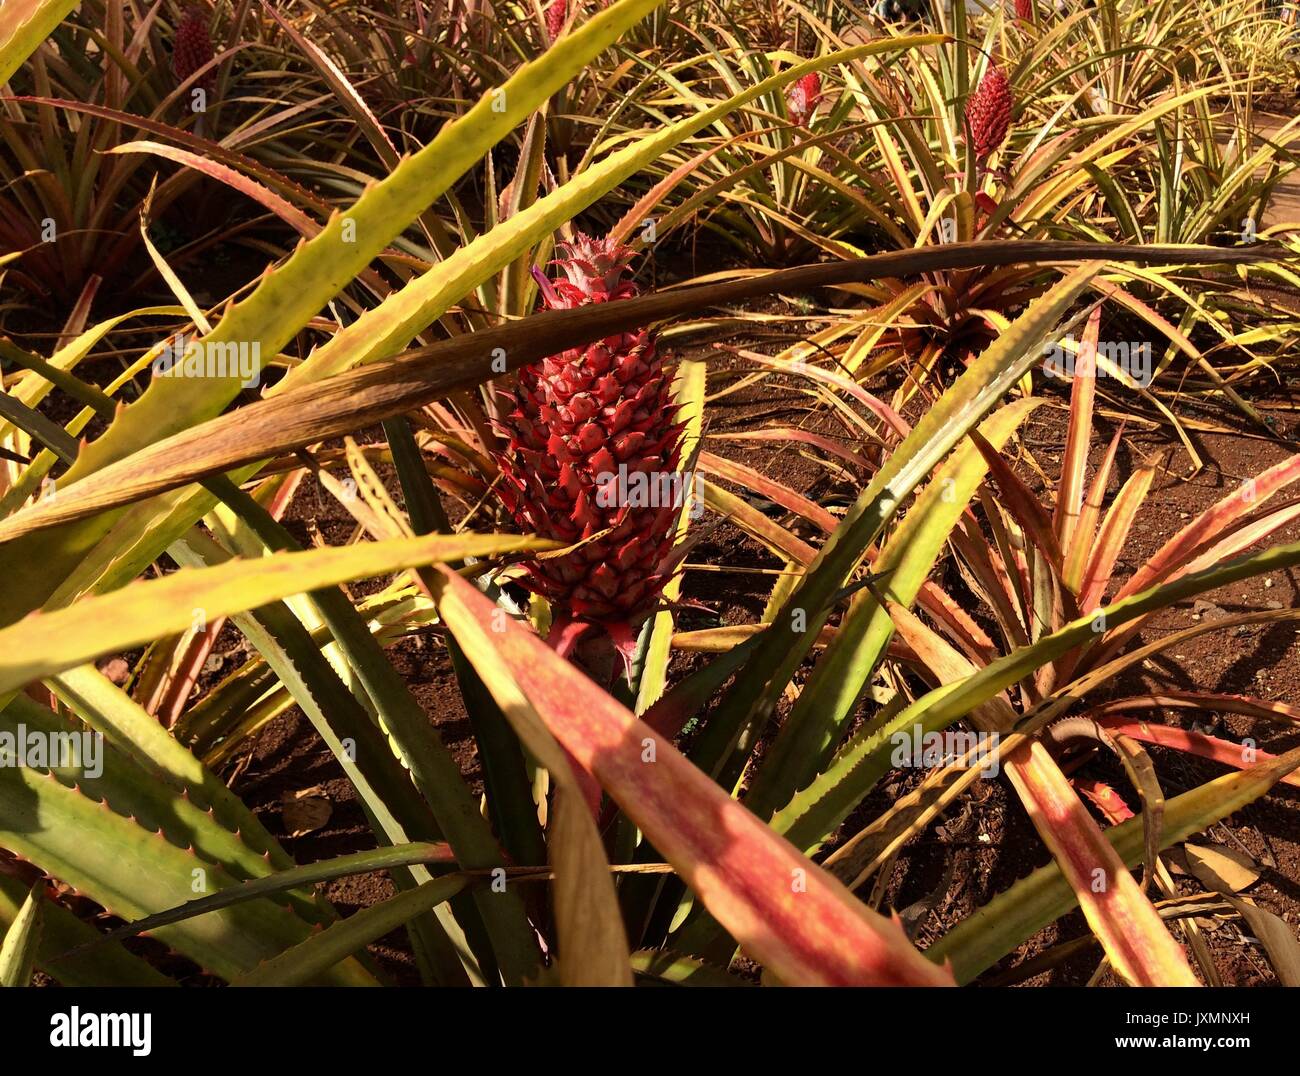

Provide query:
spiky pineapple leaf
left=0, top=882, right=43, bottom=987
left=0, top=532, right=552, bottom=695
left=0, top=0, right=81, bottom=85
left=161, top=529, right=488, bottom=986
left=65, top=843, right=457, bottom=954
left=928, top=746, right=1300, bottom=983
left=4, top=692, right=311, bottom=914
left=0, top=874, right=173, bottom=987
left=196, top=483, right=544, bottom=985
left=48, top=666, right=297, bottom=873
left=666, top=396, right=1044, bottom=960
left=0, top=717, right=375, bottom=984
left=232, top=877, right=468, bottom=987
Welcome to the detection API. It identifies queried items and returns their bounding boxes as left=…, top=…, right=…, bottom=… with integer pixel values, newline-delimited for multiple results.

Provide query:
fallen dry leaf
left=281, top=786, right=332, bottom=837
left=1185, top=843, right=1261, bottom=893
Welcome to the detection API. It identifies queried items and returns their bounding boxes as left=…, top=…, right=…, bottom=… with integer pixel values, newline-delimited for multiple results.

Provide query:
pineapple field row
left=1, top=0, right=1300, bottom=998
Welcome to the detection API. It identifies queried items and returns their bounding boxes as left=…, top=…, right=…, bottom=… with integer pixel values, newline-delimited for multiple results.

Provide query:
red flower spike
left=965, top=64, right=1013, bottom=161
left=545, top=0, right=569, bottom=43
left=173, top=6, right=215, bottom=91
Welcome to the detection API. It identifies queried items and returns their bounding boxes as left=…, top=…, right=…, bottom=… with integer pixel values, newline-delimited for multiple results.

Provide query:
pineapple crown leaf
left=537, top=231, right=640, bottom=307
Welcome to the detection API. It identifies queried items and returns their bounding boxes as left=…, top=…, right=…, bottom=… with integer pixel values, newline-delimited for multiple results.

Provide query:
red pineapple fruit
left=1014, top=0, right=1034, bottom=20
left=496, top=233, right=685, bottom=669
left=965, top=64, right=1013, bottom=161
left=545, top=0, right=569, bottom=42
left=786, top=71, right=822, bottom=127
left=173, top=6, right=215, bottom=91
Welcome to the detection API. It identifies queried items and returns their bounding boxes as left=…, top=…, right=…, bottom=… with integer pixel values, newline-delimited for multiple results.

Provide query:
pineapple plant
left=495, top=233, right=686, bottom=672
left=5, top=0, right=1300, bottom=996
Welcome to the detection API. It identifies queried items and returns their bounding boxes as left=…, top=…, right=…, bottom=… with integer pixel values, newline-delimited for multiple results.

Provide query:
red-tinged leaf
left=106, top=142, right=319, bottom=236
left=733, top=347, right=912, bottom=441
left=998, top=740, right=1197, bottom=985
left=1054, top=308, right=1100, bottom=552
left=609, top=135, right=747, bottom=246
left=1084, top=718, right=1300, bottom=789
left=1086, top=460, right=1300, bottom=671
left=429, top=568, right=953, bottom=987
left=1083, top=691, right=1300, bottom=727
left=673, top=623, right=836, bottom=652
left=1077, top=455, right=1157, bottom=612
left=970, top=429, right=1065, bottom=575
left=1062, top=424, right=1122, bottom=594
left=886, top=602, right=1019, bottom=728
left=916, top=579, right=1001, bottom=666
left=420, top=576, right=631, bottom=985
left=930, top=746, right=1300, bottom=983
left=701, top=480, right=817, bottom=565
left=1116, top=453, right=1300, bottom=602
left=1074, top=777, right=1136, bottom=824
left=698, top=451, right=839, bottom=534
left=6, top=98, right=334, bottom=215
left=886, top=604, right=1199, bottom=986
left=1181, top=501, right=1300, bottom=577
left=951, top=509, right=1030, bottom=649
left=263, top=4, right=401, bottom=170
